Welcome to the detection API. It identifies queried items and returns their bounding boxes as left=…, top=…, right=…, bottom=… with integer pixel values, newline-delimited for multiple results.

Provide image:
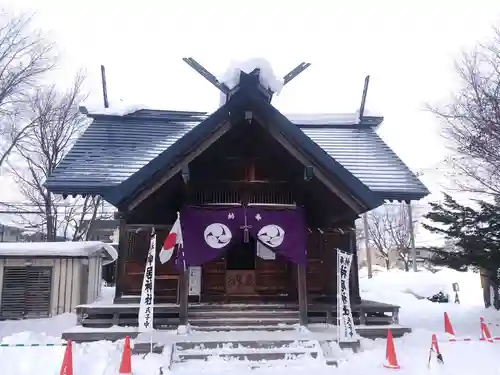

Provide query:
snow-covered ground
left=0, top=268, right=498, bottom=374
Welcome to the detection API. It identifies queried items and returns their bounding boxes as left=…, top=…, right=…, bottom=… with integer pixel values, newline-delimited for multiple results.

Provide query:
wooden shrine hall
left=45, top=60, right=429, bottom=333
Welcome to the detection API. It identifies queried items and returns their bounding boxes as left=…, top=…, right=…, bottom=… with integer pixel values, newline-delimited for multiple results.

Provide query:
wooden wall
left=117, top=224, right=358, bottom=303
left=120, top=227, right=180, bottom=302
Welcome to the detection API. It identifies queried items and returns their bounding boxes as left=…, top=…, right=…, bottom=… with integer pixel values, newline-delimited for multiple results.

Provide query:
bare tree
left=0, top=11, right=55, bottom=168
left=366, top=204, right=413, bottom=270
left=429, top=27, right=500, bottom=195
left=9, top=74, right=107, bottom=241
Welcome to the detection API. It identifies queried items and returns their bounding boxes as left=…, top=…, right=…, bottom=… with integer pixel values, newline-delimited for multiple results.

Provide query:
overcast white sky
left=2, top=0, right=500, bottom=237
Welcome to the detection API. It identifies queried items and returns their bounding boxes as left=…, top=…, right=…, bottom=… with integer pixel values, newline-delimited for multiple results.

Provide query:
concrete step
left=173, top=339, right=321, bottom=363
left=132, top=342, right=165, bottom=355
left=175, top=349, right=319, bottom=362
left=191, top=324, right=298, bottom=332
left=176, top=339, right=317, bottom=351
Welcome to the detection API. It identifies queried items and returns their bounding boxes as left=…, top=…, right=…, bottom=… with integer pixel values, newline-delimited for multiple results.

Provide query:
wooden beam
left=348, top=228, right=361, bottom=304
left=262, top=124, right=365, bottom=213
left=128, top=121, right=232, bottom=212
left=114, top=218, right=128, bottom=301
left=297, top=263, right=308, bottom=326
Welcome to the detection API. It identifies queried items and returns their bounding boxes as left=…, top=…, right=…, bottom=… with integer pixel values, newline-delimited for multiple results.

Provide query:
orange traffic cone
left=444, top=312, right=455, bottom=336
left=119, top=336, right=132, bottom=374
left=383, top=329, right=400, bottom=369
left=60, top=340, right=73, bottom=375
left=480, top=317, right=493, bottom=342
left=427, top=334, right=444, bottom=367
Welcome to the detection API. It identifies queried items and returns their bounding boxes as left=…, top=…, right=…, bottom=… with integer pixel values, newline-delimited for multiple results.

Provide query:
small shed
left=0, top=241, right=117, bottom=320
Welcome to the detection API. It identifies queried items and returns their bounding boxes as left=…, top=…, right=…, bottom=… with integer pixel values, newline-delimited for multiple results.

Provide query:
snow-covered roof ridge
left=0, top=241, right=118, bottom=265
left=220, top=58, right=285, bottom=94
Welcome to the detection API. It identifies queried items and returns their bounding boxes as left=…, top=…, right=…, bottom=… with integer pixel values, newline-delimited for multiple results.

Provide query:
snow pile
left=360, top=267, right=483, bottom=306
left=360, top=267, right=499, bottom=336
left=220, top=58, right=284, bottom=94
left=0, top=313, right=76, bottom=341
left=92, top=285, right=116, bottom=305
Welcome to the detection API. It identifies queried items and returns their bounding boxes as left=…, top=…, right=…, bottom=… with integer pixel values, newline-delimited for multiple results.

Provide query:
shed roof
left=45, top=108, right=428, bottom=202
left=0, top=241, right=118, bottom=265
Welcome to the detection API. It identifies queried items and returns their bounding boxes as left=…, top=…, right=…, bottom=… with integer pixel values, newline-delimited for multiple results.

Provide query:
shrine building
left=45, top=60, right=428, bottom=330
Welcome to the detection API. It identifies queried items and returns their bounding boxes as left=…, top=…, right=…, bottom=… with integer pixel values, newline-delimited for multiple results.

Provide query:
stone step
left=173, top=340, right=321, bottom=363
left=175, top=349, right=320, bottom=362
left=190, top=324, right=298, bottom=332
left=176, top=339, right=316, bottom=351
left=132, top=342, right=165, bottom=355
left=188, top=316, right=300, bottom=326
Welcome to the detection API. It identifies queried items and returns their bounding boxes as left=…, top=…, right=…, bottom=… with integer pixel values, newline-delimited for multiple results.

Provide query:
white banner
left=257, top=241, right=276, bottom=260
left=337, top=250, right=357, bottom=342
left=138, top=229, right=156, bottom=332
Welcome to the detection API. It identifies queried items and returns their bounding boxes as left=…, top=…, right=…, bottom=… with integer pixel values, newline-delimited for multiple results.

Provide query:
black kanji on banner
left=337, top=250, right=357, bottom=342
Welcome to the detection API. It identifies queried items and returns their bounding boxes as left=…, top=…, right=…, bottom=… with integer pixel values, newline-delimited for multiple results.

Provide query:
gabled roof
left=108, top=83, right=381, bottom=210
left=45, top=76, right=428, bottom=208
left=301, top=127, right=428, bottom=201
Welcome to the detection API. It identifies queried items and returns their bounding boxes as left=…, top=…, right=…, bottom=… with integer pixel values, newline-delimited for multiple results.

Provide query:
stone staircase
left=187, top=303, right=300, bottom=331
left=160, top=303, right=332, bottom=366
left=170, top=338, right=325, bottom=365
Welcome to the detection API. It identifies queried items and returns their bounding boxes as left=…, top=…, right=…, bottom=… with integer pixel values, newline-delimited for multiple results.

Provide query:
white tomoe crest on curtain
left=138, top=229, right=156, bottom=332
left=337, top=249, right=357, bottom=342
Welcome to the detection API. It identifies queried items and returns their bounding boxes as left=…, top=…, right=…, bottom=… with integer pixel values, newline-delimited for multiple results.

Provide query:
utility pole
left=407, top=201, right=417, bottom=272
left=363, top=212, right=373, bottom=278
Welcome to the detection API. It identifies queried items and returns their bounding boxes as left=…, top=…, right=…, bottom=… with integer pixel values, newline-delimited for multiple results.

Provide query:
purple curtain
left=178, top=206, right=244, bottom=267
left=246, top=206, right=307, bottom=264
left=178, top=205, right=307, bottom=267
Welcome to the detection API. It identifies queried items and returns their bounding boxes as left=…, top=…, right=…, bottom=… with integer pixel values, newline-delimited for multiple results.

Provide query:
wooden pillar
left=297, top=263, right=308, bottom=326
left=114, top=216, right=127, bottom=301
left=179, top=269, right=189, bottom=325
left=348, top=228, right=361, bottom=304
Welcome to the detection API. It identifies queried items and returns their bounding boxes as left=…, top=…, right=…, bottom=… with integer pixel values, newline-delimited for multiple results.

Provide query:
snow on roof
left=0, top=241, right=118, bottom=265
left=286, top=112, right=360, bottom=125
left=286, top=108, right=383, bottom=125
left=220, top=58, right=284, bottom=94
left=80, top=100, right=151, bottom=117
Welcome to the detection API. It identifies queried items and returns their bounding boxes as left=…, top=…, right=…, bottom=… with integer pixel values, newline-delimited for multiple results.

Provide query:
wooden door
left=254, top=254, right=290, bottom=297
left=201, top=257, right=226, bottom=298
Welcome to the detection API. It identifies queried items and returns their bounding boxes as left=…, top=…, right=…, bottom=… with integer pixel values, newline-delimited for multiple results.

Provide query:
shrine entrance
left=225, top=237, right=257, bottom=296
left=186, top=205, right=303, bottom=302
